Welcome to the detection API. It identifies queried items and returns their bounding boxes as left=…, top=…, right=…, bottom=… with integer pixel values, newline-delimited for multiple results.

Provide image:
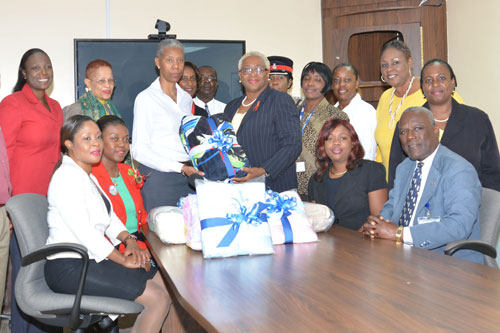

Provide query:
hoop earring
left=380, top=75, right=386, bottom=83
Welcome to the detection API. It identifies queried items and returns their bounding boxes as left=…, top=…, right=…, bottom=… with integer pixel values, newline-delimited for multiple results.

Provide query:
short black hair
left=420, top=58, right=458, bottom=90
left=332, top=62, right=359, bottom=80
left=300, top=62, right=333, bottom=95
left=380, top=40, right=412, bottom=61
left=96, top=115, right=127, bottom=133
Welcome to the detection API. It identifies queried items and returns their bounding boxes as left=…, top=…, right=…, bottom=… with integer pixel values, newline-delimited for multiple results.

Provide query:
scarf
left=79, top=91, right=120, bottom=120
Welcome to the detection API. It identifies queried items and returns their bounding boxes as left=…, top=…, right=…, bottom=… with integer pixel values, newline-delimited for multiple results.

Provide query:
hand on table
left=362, top=215, right=400, bottom=241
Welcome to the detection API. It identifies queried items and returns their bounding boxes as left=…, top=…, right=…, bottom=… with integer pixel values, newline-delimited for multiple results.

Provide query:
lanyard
left=299, top=103, right=315, bottom=134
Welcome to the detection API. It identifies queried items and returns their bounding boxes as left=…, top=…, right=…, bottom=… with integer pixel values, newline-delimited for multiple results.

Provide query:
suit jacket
left=0, top=84, right=62, bottom=196
left=388, top=99, right=500, bottom=191
left=381, top=145, right=483, bottom=263
left=224, top=86, right=301, bottom=192
left=46, top=156, right=127, bottom=262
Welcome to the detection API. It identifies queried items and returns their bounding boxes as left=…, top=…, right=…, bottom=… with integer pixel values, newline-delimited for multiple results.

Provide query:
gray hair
left=401, top=106, right=435, bottom=126
left=157, top=39, right=184, bottom=58
left=238, top=51, right=270, bottom=71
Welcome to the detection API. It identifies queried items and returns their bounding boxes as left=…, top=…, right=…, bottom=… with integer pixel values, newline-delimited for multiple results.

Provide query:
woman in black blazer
left=224, top=51, right=301, bottom=192
left=388, top=59, right=500, bottom=191
left=308, top=119, right=388, bottom=231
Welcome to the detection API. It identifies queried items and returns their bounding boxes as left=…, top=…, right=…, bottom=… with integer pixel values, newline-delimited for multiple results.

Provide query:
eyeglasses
left=90, top=79, right=116, bottom=86
left=200, top=75, right=217, bottom=82
left=239, top=67, right=268, bottom=75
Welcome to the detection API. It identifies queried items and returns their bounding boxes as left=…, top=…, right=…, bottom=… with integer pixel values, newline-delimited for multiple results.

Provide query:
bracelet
left=395, top=227, right=403, bottom=245
left=124, top=233, right=137, bottom=243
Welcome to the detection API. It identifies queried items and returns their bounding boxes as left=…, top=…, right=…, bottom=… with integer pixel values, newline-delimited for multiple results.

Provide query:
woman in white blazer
left=45, top=115, right=171, bottom=332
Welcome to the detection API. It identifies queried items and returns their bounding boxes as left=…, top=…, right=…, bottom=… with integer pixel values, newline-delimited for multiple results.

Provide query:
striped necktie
left=205, top=104, right=211, bottom=116
left=399, top=162, right=424, bottom=227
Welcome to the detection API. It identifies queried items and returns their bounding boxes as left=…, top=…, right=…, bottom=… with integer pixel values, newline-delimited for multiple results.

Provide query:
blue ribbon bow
left=208, top=128, right=234, bottom=153
left=200, top=200, right=268, bottom=248
left=266, top=191, right=297, bottom=243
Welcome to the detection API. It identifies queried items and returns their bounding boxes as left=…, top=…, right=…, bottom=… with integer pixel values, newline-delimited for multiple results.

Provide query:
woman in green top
left=63, top=59, right=120, bottom=121
left=92, top=115, right=149, bottom=252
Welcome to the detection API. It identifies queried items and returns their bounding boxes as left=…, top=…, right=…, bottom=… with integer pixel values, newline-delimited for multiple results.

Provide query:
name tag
left=296, top=161, right=305, bottom=173
left=417, top=216, right=440, bottom=224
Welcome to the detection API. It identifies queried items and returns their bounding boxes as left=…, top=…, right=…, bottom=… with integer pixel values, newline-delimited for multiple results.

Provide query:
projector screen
left=74, top=39, right=245, bottom=130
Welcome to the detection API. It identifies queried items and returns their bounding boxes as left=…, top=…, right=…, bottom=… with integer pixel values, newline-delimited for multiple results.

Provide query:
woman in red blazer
left=92, top=115, right=148, bottom=252
left=0, top=48, right=63, bottom=333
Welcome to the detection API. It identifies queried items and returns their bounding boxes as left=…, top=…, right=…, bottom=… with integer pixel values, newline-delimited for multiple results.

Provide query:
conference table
left=144, top=226, right=500, bottom=332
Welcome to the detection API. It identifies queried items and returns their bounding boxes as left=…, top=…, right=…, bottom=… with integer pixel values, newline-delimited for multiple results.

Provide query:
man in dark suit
left=362, top=106, right=483, bottom=263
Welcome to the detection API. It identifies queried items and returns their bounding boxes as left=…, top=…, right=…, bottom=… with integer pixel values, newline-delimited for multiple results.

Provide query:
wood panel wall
left=321, top=0, right=447, bottom=106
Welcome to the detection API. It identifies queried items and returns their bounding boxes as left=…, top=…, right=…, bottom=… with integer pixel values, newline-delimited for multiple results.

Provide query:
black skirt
left=45, top=257, right=157, bottom=301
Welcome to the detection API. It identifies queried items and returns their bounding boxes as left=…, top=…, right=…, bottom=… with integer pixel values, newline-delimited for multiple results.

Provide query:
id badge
left=417, top=216, right=440, bottom=224
left=296, top=161, right=305, bottom=173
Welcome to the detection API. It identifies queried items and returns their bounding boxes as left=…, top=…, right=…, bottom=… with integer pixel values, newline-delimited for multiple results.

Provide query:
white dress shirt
left=132, top=78, right=192, bottom=173
left=403, top=145, right=439, bottom=245
left=46, top=155, right=127, bottom=262
left=193, top=97, right=226, bottom=115
left=335, top=93, right=377, bottom=160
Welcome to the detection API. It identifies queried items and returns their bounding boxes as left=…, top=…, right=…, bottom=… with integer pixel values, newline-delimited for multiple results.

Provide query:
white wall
left=447, top=0, right=500, bottom=265
left=447, top=0, right=500, bottom=147
left=0, top=0, right=323, bottom=107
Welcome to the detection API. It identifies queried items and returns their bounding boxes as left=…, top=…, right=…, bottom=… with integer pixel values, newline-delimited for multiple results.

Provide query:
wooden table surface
left=144, top=226, right=500, bottom=332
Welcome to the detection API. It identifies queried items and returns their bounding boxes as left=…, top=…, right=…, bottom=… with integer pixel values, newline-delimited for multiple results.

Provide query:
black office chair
left=6, top=193, right=143, bottom=332
left=445, top=188, right=500, bottom=268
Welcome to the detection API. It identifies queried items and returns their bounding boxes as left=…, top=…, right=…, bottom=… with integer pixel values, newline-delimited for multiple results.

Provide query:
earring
left=409, top=68, right=412, bottom=77
left=85, top=87, right=90, bottom=92
left=238, top=80, right=241, bottom=83
left=380, top=75, right=386, bottom=83
left=157, top=66, right=160, bottom=69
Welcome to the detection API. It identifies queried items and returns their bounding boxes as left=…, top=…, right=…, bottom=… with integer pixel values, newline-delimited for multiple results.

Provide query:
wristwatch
left=395, top=227, right=403, bottom=244
left=124, top=233, right=138, bottom=243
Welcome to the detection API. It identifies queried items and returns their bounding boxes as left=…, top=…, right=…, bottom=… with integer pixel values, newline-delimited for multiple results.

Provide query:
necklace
left=241, top=96, right=256, bottom=107
left=329, top=167, right=347, bottom=177
left=434, top=117, right=449, bottom=123
left=388, top=76, right=415, bottom=129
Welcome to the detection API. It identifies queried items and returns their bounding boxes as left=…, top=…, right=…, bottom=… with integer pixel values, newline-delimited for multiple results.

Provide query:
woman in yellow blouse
left=375, top=40, right=463, bottom=178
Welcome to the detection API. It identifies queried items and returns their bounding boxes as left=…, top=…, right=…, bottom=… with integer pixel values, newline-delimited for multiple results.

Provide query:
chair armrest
left=444, top=240, right=497, bottom=259
left=21, top=243, right=88, bottom=266
left=21, top=242, right=89, bottom=330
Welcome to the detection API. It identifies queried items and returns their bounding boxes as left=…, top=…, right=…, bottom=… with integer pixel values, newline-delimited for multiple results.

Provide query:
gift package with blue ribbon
left=196, top=177, right=274, bottom=258
left=266, top=191, right=318, bottom=244
left=180, top=114, right=250, bottom=181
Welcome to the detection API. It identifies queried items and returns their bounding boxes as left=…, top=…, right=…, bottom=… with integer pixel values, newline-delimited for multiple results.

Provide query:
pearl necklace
left=241, top=96, right=256, bottom=107
left=388, top=76, right=415, bottom=129
left=434, top=117, right=449, bottom=123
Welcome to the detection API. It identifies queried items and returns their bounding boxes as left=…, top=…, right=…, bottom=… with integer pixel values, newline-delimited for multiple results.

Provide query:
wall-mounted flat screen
left=74, top=39, right=245, bottom=129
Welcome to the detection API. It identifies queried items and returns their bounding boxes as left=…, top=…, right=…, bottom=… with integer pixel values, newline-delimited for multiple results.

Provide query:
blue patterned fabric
left=180, top=114, right=250, bottom=181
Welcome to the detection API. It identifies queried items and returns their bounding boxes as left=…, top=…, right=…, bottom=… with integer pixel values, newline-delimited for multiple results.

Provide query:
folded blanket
left=180, top=114, right=250, bottom=181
